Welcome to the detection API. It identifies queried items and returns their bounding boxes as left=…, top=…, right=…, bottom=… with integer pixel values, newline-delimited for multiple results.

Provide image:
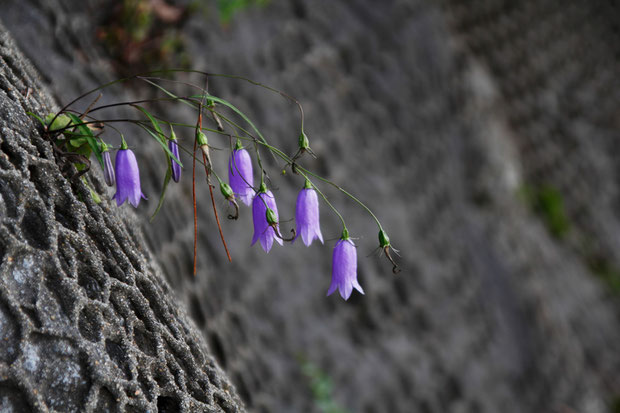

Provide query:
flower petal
left=114, top=148, right=144, bottom=208
left=229, top=149, right=254, bottom=206
left=295, top=188, right=323, bottom=246
left=329, top=238, right=361, bottom=300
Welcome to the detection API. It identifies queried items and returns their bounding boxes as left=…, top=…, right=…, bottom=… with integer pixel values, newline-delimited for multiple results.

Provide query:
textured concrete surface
left=0, top=22, right=245, bottom=413
left=2, top=0, right=620, bottom=412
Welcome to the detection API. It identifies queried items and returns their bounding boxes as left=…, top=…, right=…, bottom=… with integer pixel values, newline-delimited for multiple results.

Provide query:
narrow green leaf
left=135, top=106, right=183, bottom=166
left=150, top=158, right=173, bottom=222
left=138, top=124, right=182, bottom=166
left=26, top=111, right=46, bottom=127
left=65, top=113, right=104, bottom=169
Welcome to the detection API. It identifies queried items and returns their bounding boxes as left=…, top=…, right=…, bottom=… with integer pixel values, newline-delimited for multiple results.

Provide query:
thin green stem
left=298, top=171, right=346, bottom=230
left=213, top=111, right=381, bottom=230
left=300, top=166, right=383, bottom=231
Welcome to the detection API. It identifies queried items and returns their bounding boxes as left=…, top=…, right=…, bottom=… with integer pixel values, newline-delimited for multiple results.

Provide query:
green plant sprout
left=29, top=69, right=399, bottom=300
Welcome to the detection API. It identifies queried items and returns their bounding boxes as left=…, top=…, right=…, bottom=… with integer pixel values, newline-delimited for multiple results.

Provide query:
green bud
left=299, top=131, right=309, bottom=150
left=303, top=178, right=312, bottom=189
left=196, top=130, right=208, bottom=146
left=341, top=227, right=350, bottom=240
left=266, top=208, right=278, bottom=225
left=45, top=113, right=72, bottom=131
left=220, top=182, right=234, bottom=199
left=170, top=126, right=177, bottom=141
left=259, top=181, right=268, bottom=193
left=379, top=229, right=390, bottom=248
left=234, top=138, right=243, bottom=150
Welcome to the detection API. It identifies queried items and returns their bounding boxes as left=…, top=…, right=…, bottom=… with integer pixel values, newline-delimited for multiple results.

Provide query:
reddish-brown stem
left=202, top=151, right=232, bottom=262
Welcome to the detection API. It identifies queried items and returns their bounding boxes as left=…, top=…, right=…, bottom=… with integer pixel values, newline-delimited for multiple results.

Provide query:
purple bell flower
left=168, top=139, right=182, bottom=183
left=295, top=183, right=323, bottom=246
left=228, top=143, right=254, bottom=206
left=113, top=139, right=146, bottom=207
left=251, top=187, right=283, bottom=252
left=327, top=233, right=364, bottom=300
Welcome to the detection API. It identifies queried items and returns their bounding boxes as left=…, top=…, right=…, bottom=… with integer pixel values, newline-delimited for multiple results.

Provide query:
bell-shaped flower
left=228, top=141, right=254, bottom=206
left=295, top=181, right=323, bottom=246
left=113, top=138, right=146, bottom=207
left=251, top=185, right=283, bottom=252
left=327, top=231, right=364, bottom=300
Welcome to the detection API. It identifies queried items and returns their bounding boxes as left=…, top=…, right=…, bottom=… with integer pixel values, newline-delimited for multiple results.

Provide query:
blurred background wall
left=2, top=0, right=620, bottom=412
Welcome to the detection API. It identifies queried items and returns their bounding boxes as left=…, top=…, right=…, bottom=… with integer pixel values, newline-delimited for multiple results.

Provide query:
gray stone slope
left=0, top=22, right=245, bottom=413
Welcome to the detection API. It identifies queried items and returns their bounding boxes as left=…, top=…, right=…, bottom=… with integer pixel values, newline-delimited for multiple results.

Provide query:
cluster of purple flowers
left=103, top=136, right=182, bottom=208
left=104, top=136, right=364, bottom=300
left=229, top=145, right=364, bottom=301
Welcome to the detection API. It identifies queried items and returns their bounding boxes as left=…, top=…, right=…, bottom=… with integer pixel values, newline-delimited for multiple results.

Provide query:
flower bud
left=196, top=130, right=208, bottom=147
left=379, top=229, right=390, bottom=248
left=220, top=182, right=234, bottom=200
left=102, top=144, right=115, bottom=187
left=168, top=132, right=182, bottom=183
left=266, top=207, right=278, bottom=226
left=299, top=131, right=310, bottom=150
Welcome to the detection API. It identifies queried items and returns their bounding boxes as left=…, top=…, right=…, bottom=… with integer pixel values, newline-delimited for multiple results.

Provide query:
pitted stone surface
left=0, top=23, right=244, bottom=413
left=2, top=0, right=620, bottom=412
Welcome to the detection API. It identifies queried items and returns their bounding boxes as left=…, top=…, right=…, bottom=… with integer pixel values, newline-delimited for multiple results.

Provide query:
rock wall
left=2, top=0, right=620, bottom=412
left=0, top=22, right=244, bottom=413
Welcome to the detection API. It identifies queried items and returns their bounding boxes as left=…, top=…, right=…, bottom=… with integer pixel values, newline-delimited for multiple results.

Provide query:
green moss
left=520, top=183, right=571, bottom=239
left=300, top=359, right=350, bottom=413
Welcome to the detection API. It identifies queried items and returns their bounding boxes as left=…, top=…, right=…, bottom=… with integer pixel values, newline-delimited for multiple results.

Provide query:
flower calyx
left=220, top=182, right=239, bottom=220
left=379, top=229, right=400, bottom=274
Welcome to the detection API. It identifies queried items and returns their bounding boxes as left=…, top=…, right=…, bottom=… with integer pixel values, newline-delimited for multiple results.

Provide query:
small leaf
left=26, top=112, right=46, bottom=127
left=65, top=113, right=104, bottom=169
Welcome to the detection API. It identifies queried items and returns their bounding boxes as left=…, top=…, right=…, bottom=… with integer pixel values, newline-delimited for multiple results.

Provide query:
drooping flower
left=102, top=144, right=115, bottom=187
left=251, top=185, right=283, bottom=252
left=228, top=141, right=254, bottom=206
left=113, top=138, right=146, bottom=207
left=168, top=128, right=182, bottom=183
left=327, top=231, right=364, bottom=300
left=295, top=180, right=323, bottom=246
